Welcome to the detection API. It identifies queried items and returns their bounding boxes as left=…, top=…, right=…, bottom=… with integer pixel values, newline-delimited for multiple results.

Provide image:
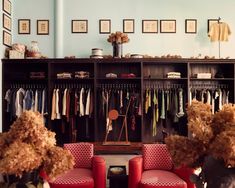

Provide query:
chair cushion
left=140, top=170, right=187, bottom=188
left=50, top=168, right=94, bottom=188
left=64, top=143, right=93, bottom=168
left=143, top=144, right=173, bottom=170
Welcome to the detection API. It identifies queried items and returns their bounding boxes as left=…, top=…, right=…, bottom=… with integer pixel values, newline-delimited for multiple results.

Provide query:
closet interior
left=2, top=58, right=235, bottom=150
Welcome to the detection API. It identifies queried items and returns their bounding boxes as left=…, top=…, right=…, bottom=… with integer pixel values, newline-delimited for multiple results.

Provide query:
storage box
left=9, top=50, right=25, bottom=59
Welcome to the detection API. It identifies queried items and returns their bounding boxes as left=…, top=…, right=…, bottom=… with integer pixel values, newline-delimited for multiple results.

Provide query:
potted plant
left=0, top=111, right=75, bottom=187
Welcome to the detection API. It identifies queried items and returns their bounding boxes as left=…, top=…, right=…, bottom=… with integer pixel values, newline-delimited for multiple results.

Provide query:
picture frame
left=185, top=19, right=197, bottom=34
left=18, top=19, right=30, bottom=34
left=3, top=13, right=11, bottom=31
left=207, top=19, right=218, bottom=32
left=123, top=19, right=134, bottom=33
left=71, top=20, right=88, bottom=33
left=3, top=30, right=11, bottom=47
left=99, top=19, right=111, bottom=34
left=142, top=20, right=158, bottom=33
left=37, top=20, right=49, bottom=35
left=160, top=20, right=176, bottom=33
left=2, top=0, right=11, bottom=15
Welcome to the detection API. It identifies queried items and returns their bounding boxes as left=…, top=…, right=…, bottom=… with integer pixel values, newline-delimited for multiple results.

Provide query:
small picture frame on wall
left=207, top=19, right=218, bottom=32
left=160, top=20, right=176, bottom=33
left=142, top=20, right=158, bottom=33
left=18, top=19, right=30, bottom=34
left=37, top=20, right=49, bottom=35
left=3, top=13, right=11, bottom=31
left=123, top=19, right=134, bottom=33
left=2, top=0, right=11, bottom=15
left=72, top=20, right=88, bottom=33
left=185, top=19, right=197, bottom=34
left=3, top=30, right=11, bottom=47
left=99, top=19, right=111, bottom=34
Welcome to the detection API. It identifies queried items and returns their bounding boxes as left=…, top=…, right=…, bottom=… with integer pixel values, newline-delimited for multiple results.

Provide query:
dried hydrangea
left=0, top=141, right=42, bottom=177
left=0, top=111, right=74, bottom=179
left=165, top=135, right=206, bottom=168
left=187, top=100, right=213, bottom=144
left=166, top=100, right=235, bottom=169
left=43, top=146, right=75, bottom=180
left=107, top=31, right=130, bottom=44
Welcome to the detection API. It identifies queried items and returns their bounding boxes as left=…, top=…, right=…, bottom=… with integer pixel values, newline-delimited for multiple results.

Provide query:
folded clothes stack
left=75, top=71, right=90, bottom=78
left=196, top=73, right=212, bottom=79
left=30, top=72, right=46, bottom=79
left=167, top=72, right=181, bottom=78
left=57, top=72, right=72, bottom=79
left=120, top=73, right=136, bottom=78
left=106, top=73, right=118, bottom=78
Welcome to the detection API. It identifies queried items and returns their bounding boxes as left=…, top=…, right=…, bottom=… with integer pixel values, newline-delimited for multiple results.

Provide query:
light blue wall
left=11, top=0, right=235, bottom=58
left=12, top=0, right=54, bottom=57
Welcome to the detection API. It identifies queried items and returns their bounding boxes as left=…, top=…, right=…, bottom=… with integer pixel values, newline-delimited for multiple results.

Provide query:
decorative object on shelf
left=142, top=20, right=158, bottom=33
left=71, top=19, right=88, bottom=33
left=165, top=100, right=235, bottom=188
left=208, top=17, right=231, bottom=58
left=18, top=19, right=30, bottom=34
left=99, top=19, right=111, bottom=34
left=0, top=111, right=75, bottom=187
left=37, top=20, right=49, bottom=35
left=27, top=41, right=41, bottom=58
left=107, top=31, right=129, bottom=58
left=160, top=19, right=176, bottom=33
left=90, top=48, right=103, bottom=58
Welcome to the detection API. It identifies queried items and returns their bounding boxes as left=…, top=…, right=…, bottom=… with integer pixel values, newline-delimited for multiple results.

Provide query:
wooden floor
left=94, top=142, right=142, bottom=154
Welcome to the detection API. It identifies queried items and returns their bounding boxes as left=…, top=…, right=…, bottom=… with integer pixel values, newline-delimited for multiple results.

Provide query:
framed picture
left=142, top=20, right=158, bottom=33
left=123, top=19, right=134, bottom=33
left=207, top=19, right=218, bottom=32
left=2, top=0, right=11, bottom=15
left=18, top=19, right=30, bottom=34
left=72, top=20, right=88, bottom=33
left=160, top=20, right=176, bottom=33
left=99, top=19, right=111, bottom=34
left=3, top=30, right=11, bottom=47
left=3, top=13, right=11, bottom=31
left=185, top=19, right=197, bottom=34
left=37, top=20, right=49, bottom=35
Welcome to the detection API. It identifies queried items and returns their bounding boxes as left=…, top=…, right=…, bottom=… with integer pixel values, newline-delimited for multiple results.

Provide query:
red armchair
left=49, top=143, right=106, bottom=188
left=128, top=144, right=195, bottom=188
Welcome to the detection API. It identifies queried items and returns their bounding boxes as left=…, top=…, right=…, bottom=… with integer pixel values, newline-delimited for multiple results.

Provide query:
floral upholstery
left=49, top=143, right=106, bottom=188
left=143, top=144, right=173, bottom=170
left=128, top=144, right=195, bottom=188
left=140, top=170, right=187, bottom=188
left=64, top=142, right=93, bottom=168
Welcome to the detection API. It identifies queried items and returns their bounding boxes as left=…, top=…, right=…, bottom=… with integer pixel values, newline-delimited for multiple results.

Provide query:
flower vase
left=3, top=169, right=43, bottom=187
left=112, top=42, right=123, bottom=58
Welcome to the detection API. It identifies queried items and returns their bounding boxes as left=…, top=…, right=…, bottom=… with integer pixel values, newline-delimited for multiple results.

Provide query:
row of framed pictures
left=72, top=19, right=220, bottom=34
left=18, top=19, right=49, bottom=35
left=2, top=0, right=12, bottom=47
left=72, top=19, right=196, bottom=34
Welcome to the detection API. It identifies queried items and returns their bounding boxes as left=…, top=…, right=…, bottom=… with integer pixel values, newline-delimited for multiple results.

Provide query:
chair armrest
left=92, top=156, right=106, bottom=188
left=173, top=166, right=196, bottom=188
left=128, top=156, right=143, bottom=188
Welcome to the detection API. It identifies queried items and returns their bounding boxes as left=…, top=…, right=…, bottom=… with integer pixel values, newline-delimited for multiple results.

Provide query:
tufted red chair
left=49, top=143, right=106, bottom=188
left=128, top=144, right=195, bottom=188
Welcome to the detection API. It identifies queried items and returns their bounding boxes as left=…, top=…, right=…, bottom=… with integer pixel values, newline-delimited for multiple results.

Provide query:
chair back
left=143, top=144, right=173, bottom=170
left=64, top=142, right=93, bottom=168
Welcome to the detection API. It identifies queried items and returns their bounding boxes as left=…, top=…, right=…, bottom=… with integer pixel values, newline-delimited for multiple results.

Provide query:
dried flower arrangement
left=107, top=31, right=130, bottom=44
left=165, top=100, right=235, bottom=187
left=0, top=111, right=75, bottom=184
